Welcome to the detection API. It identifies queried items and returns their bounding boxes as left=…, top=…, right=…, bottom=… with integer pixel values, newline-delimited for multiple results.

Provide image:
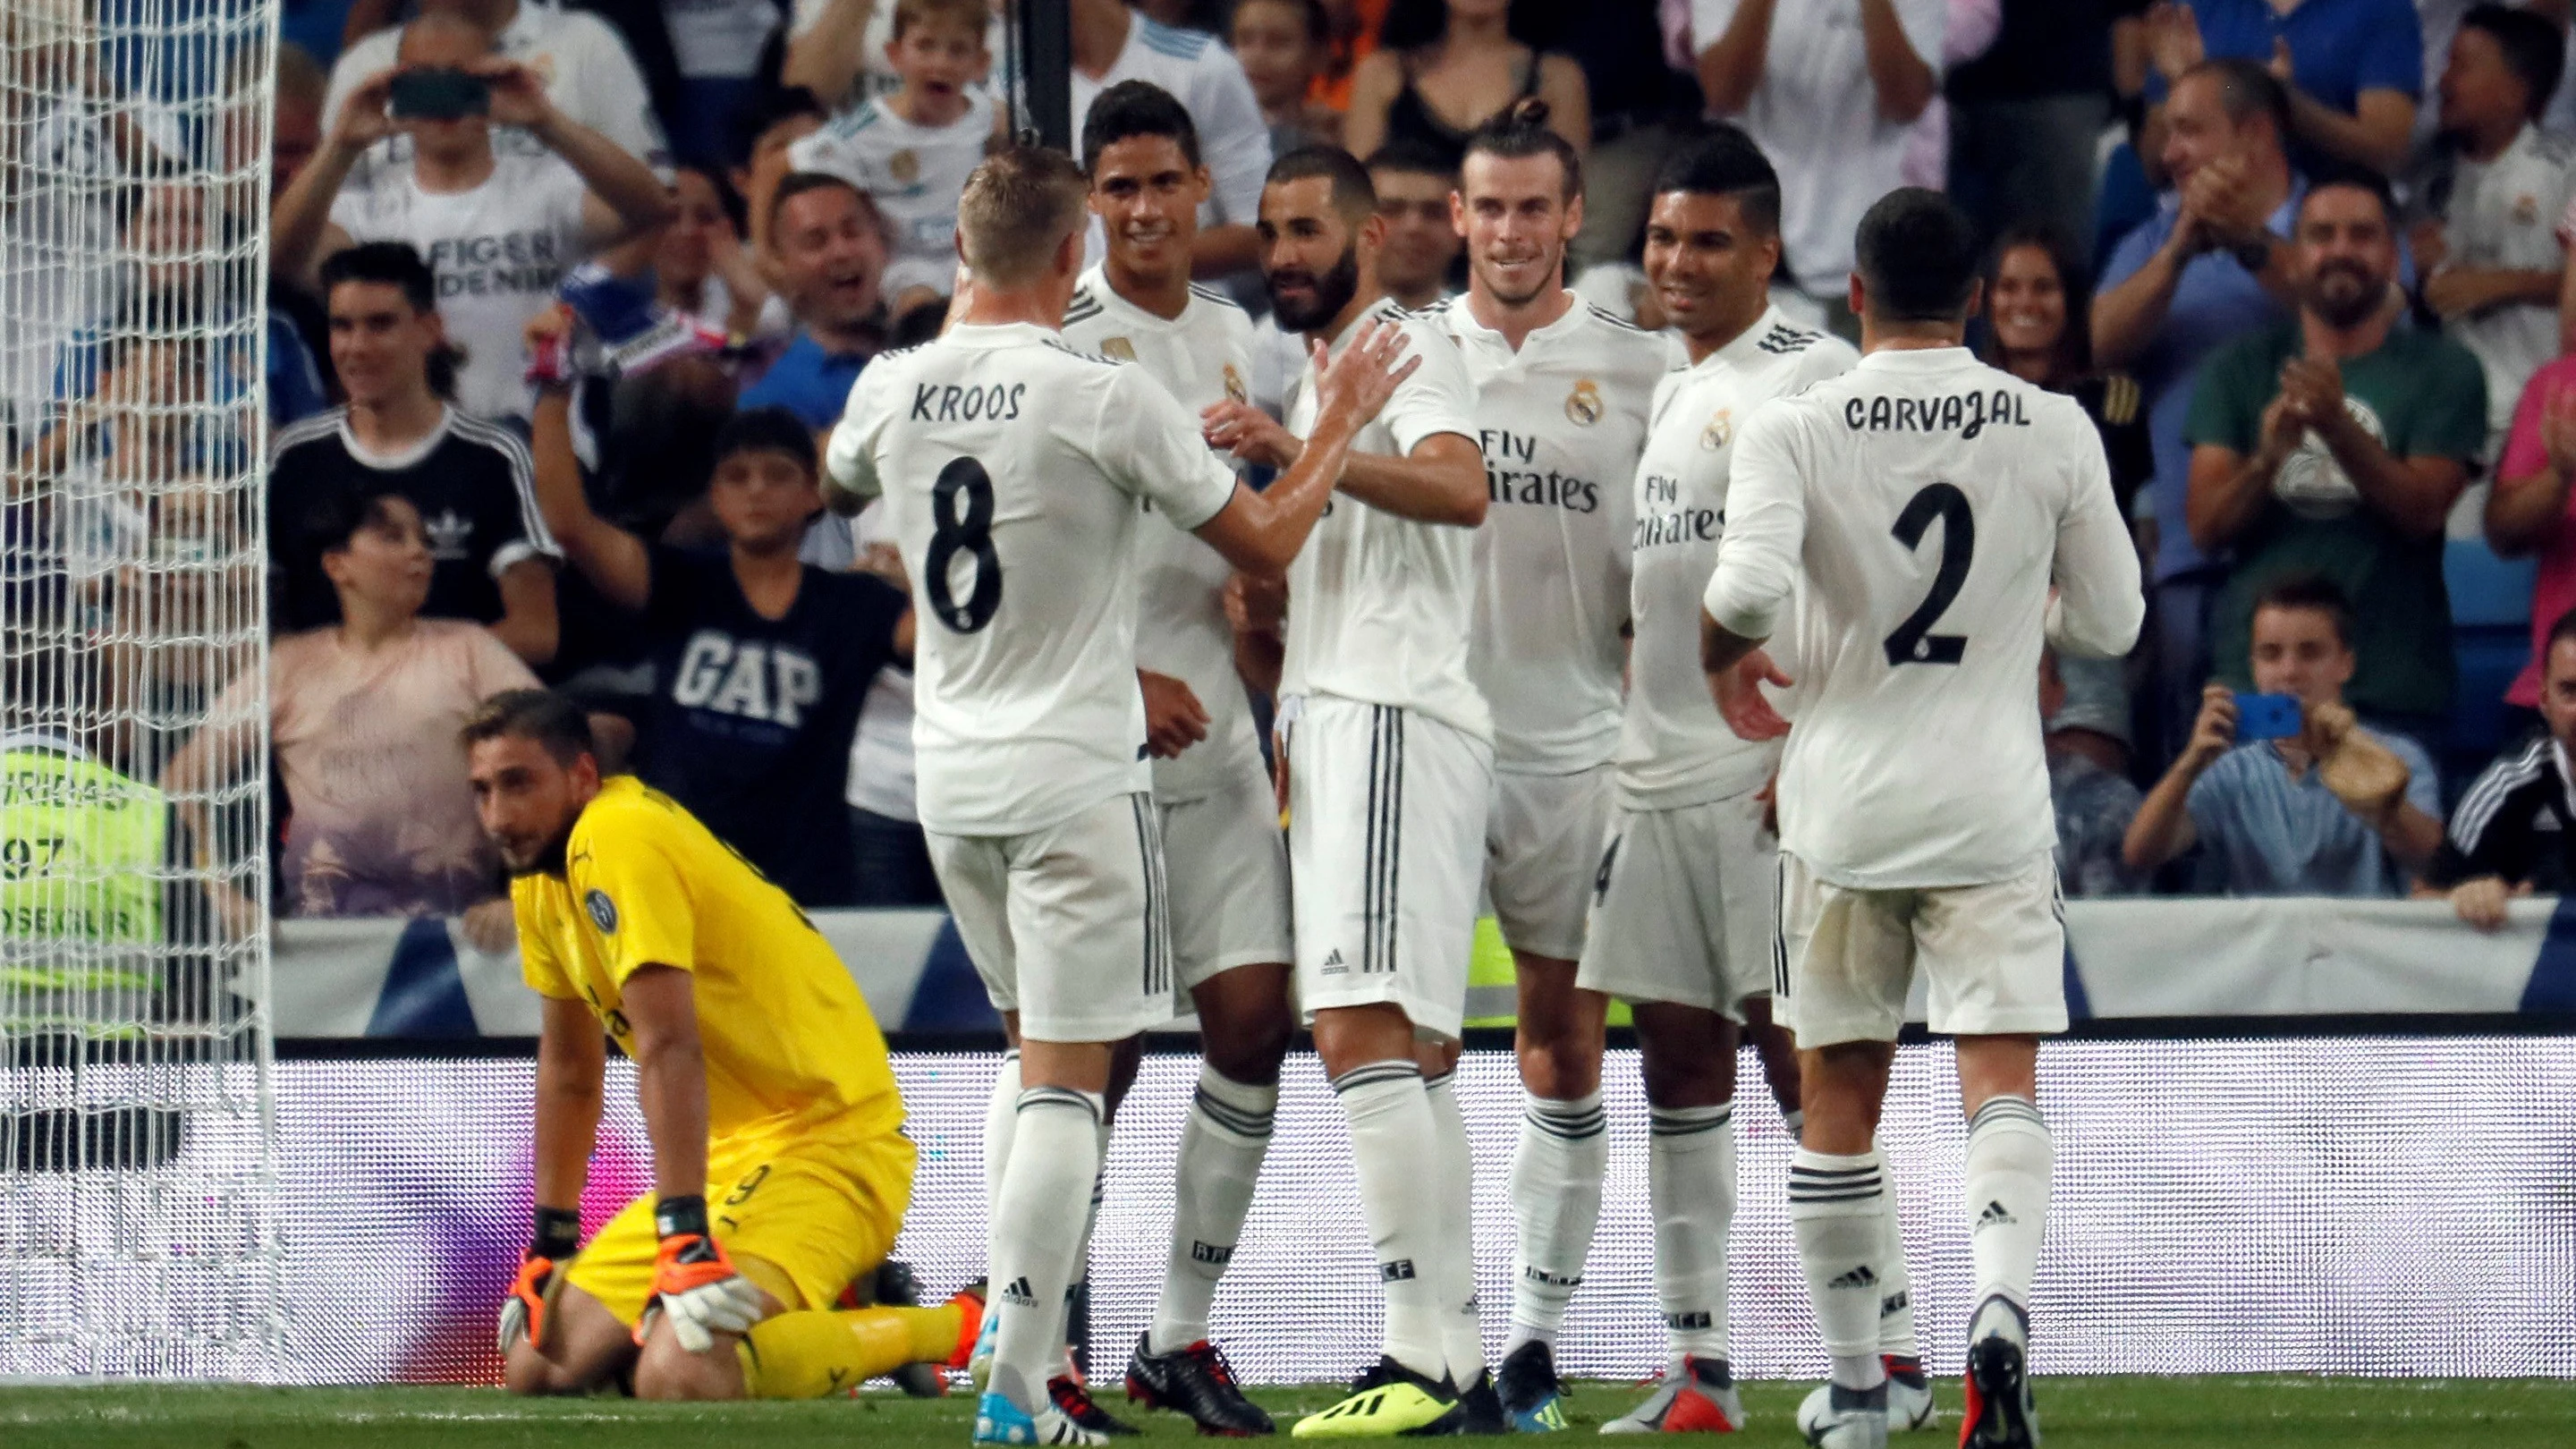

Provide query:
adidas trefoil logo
left=1826, top=1264, right=1878, bottom=1291
left=999, top=1275, right=1039, bottom=1307
left=1977, top=1200, right=2017, bottom=1228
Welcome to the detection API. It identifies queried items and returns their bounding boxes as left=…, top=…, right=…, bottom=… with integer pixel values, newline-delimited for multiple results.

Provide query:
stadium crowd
left=24, top=0, right=2576, bottom=934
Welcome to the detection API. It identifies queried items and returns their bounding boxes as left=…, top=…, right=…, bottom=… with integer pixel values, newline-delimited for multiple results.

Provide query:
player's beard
left=1483, top=250, right=1561, bottom=310
left=1267, top=241, right=1361, bottom=334
left=504, top=819, right=577, bottom=878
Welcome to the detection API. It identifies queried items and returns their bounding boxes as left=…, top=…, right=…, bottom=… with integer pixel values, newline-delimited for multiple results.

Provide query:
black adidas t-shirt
left=267, top=408, right=555, bottom=631
left=633, top=545, right=906, bottom=908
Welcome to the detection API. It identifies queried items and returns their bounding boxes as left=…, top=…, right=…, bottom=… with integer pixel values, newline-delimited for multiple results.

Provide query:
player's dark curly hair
left=1649, top=123, right=1780, bottom=239
left=462, top=689, right=597, bottom=767
left=1082, top=79, right=1203, bottom=173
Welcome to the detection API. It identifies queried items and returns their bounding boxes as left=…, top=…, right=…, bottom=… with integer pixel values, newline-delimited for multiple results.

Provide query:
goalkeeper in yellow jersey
left=466, top=689, right=979, bottom=1400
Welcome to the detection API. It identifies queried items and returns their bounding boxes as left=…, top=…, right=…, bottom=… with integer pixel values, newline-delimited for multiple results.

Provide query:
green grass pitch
left=3, top=1377, right=2572, bottom=1447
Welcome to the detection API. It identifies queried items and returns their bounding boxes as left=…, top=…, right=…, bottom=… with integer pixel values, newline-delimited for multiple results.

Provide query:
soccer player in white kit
left=1200, top=147, right=1496, bottom=1438
left=824, top=144, right=1419, bottom=1448
left=1058, top=80, right=1292, bottom=1437
left=1700, top=190, right=2143, bottom=1449
left=1403, top=100, right=1665, bottom=1435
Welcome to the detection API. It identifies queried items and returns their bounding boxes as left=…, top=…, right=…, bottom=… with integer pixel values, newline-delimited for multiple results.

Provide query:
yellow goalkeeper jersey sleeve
left=513, top=775, right=904, bottom=1148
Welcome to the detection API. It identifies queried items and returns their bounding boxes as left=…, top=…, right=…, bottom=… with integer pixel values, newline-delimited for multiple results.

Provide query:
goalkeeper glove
left=638, top=1194, right=763, bottom=1352
left=496, top=1206, right=581, bottom=1357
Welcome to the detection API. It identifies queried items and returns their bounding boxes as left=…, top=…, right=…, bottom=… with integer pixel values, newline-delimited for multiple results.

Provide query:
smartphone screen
left=387, top=68, right=489, bottom=122
left=2233, top=691, right=2304, bottom=741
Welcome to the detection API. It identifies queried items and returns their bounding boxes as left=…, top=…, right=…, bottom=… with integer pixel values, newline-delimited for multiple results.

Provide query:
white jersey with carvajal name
left=1060, top=264, right=1263, bottom=801
left=1702, top=346, right=2144, bottom=888
left=1424, top=294, right=1670, bottom=775
left=1281, top=297, right=1487, bottom=741
left=789, top=90, right=996, bottom=299
left=1620, top=308, right=1855, bottom=809
left=825, top=322, right=1240, bottom=837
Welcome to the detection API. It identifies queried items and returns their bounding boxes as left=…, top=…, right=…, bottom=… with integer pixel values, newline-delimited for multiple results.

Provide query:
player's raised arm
left=528, top=360, right=652, bottom=611
left=1699, top=405, right=1811, bottom=674
left=2046, top=408, right=2147, bottom=660
left=1191, top=321, right=1420, bottom=575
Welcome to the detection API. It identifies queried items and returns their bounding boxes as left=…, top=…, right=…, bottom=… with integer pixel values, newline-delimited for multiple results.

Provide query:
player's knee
left=1204, top=1007, right=1292, bottom=1085
left=501, top=1344, right=561, bottom=1397
left=1515, top=1032, right=1601, bottom=1099
left=1638, top=1046, right=1731, bottom=1109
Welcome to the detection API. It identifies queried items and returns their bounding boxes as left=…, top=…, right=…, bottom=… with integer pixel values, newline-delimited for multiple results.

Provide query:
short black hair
left=2462, top=4, right=2564, bottom=120
left=301, top=481, right=414, bottom=560
left=2252, top=572, right=2355, bottom=649
left=320, top=242, right=462, bottom=398
left=713, top=404, right=820, bottom=476
left=2546, top=603, right=2576, bottom=662
left=1361, top=137, right=1453, bottom=184
left=733, top=85, right=828, bottom=158
left=321, top=240, right=436, bottom=314
left=1649, top=123, right=1780, bottom=238
left=1082, top=79, right=1202, bottom=173
left=1462, top=97, right=1580, bottom=201
left=2182, top=56, right=2293, bottom=144
left=1239, top=0, right=1329, bottom=44
left=767, top=169, right=884, bottom=242
left=1854, top=187, right=1979, bottom=324
left=2299, top=159, right=2398, bottom=226
left=1272, top=144, right=1379, bottom=221
left=461, top=688, right=597, bottom=767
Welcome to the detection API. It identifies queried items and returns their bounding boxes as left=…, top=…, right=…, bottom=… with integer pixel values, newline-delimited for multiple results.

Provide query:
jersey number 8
left=927, top=456, right=1003, bottom=633
left=1883, top=482, right=1974, bottom=667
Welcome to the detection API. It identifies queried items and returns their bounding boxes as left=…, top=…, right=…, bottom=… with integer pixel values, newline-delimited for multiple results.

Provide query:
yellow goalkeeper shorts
left=564, top=1125, right=916, bottom=1326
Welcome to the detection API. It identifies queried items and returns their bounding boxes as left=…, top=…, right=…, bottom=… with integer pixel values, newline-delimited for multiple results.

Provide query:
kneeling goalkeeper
left=467, top=689, right=977, bottom=1399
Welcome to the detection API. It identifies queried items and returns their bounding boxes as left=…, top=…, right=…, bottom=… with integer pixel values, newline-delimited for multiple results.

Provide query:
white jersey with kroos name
left=825, top=321, right=1241, bottom=837
left=1280, top=298, right=1487, bottom=742
left=1702, top=345, right=2145, bottom=888
left=1620, top=308, right=1855, bottom=809
left=1424, top=295, right=1671, bottom=775
left=1061, top=265, right=1264, bottom=802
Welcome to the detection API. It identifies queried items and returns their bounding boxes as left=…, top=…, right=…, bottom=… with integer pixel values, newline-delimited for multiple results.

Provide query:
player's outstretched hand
left=1202, top=399, right=1301, bottom=470
left=1140, top=669, right=1211, bottom=758
left=1311, top=321, right=1419, bottom=433
left=1711, top=649, right=1793, bottom=741
left=640, top=1201, right=763, bottom=1352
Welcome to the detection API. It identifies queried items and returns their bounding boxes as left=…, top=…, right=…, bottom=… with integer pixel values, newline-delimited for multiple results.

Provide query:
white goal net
left=0, top=0, right=284, bottom=1377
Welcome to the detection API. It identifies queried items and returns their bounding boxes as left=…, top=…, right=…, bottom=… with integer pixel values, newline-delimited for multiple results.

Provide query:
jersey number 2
left=1883, top=483, right=1974, bottom=666
left=927, top=456, right=1003, bottom=633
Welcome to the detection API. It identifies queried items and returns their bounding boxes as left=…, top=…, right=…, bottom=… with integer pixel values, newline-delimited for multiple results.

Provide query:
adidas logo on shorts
left=1321, top=948, right=1347, bottom=975
left=1826, top=1265, right=1879, bottom=1291
left=1978, top=1200, right=2017, bottom=1228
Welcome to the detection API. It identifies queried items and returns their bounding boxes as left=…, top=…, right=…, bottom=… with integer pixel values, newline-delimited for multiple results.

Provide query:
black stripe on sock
left=1330, top=1060, right=1423, bottom=1095
left=1790, top=1165, right=1881, bottom=1181
left=1193, top=1087, right=1275, bottom=1138
left=1019, top=1087, right=1103, bottom=1122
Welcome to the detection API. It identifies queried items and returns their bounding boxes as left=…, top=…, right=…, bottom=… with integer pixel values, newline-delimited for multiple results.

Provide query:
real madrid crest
left=1101, top=336, right=1138, bottom=361
left=1223, top=363, right=1249, bottom=404
left=1565, top=378, right=1603, bottom=427
left=1700, top=408, right=1734, bottom=452
left=889, top=149, right=921, bottom=186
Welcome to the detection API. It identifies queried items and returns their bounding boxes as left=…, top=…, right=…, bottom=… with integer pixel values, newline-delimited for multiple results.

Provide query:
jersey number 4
left=927, top=456, right=1003, bottom=633
left=1883, top=483, right=1974, bottom=667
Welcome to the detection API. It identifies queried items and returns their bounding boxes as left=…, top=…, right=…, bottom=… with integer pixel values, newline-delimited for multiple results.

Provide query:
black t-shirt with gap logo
left=267, top=407, right=556, bottom=631
left=634, top=544, right=906, bottom=908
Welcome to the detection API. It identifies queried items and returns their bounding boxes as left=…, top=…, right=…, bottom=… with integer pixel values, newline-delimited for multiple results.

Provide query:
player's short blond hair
left=894, top=0, right=991, bottom=42
left=958, top=144, right=1089, bottom=288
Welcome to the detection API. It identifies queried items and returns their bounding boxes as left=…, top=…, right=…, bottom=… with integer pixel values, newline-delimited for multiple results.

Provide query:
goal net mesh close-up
left=0, top=0, right=283, bottom=1380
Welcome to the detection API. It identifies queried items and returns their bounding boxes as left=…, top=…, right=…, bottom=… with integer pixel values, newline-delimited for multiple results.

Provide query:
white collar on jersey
left=1442, top=289, right=1589, bottom=353
left=1704, top=303, right=1798, bottom=370
left=1074, top=263, right=1198, bottom=331
left=1852, top=343, right=1978, bottom=374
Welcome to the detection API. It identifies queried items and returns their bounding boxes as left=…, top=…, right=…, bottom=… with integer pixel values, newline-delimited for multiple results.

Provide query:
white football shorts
left=1284, top=695, right=1493, bottom=1041
left=1157, top=766, right=1294, bottom=997
left=1578, top=784, right=1776, bottom=1019
left=1775, top=851, right=2069, bottom=1048
left=927, top=790, right=1174, bottom=1043
left=1485, top=763, right=1615, bottom=962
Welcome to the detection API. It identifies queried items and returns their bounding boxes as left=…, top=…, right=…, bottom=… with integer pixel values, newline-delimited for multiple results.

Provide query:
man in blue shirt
left=2141, top=0, right=2421, bottom=176
left=2122, top=574, right=2444, bottom=895
left=739, top=172, right=894, bottom=568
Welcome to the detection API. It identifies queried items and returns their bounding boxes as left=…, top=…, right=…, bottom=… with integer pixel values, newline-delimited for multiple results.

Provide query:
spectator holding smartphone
left=2123, top=574, right=2443, bottom=894
left=271, top=9, right=674, bottom=423
left=2422, top=609, right=2576, bottom=930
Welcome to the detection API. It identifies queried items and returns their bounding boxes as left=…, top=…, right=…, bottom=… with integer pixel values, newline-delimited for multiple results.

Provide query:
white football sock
left=1877, top=1165, right=1920, bottom=1360
left=1150, top=1064, right=1276, bottom=1354
left=1425, top=1068, right=1485, bottom=1386
left=1055, top=1116, right=1111, bottom=1368
left=990, top=1087, right=1104, bottom=1414
left=1789, top=1146, right=1888, bottom=1394
left=1648, top=1103, right=1735, bottom=1368
left=1333, top=1060, right=1446, bottom=1381
left=982, top=1051, right=1021, bottom=1303
left=1505, top=1089, right=1606, bottom=1355
left=1963, top=1095, right=2053, bottom=1326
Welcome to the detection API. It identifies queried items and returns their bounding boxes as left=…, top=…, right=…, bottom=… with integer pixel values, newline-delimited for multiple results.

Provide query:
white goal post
left=1, top=0, right=284, bottom=1378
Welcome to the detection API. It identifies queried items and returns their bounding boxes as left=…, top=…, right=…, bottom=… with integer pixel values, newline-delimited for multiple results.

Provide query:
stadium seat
left=2445, top=538, right=2538, bottom=801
